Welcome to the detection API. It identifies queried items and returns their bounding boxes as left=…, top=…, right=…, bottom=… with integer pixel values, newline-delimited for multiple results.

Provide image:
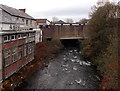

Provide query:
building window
left=18, top=47, right=22, bottom=60
left=31, top=44, right=35, bottom=53
left=26, top=20, right=28, bottom=25
left=30, top=20, right=32, bottom=25
left=23, top=34, right=27, bottom=38
left=12, top=48, right=17, bottom=62
left=29, top=33, right=35, bottom=37
left=24, top=45, right=27, bottom=57
left=29, top=33, right=31, bottom=37
left=28, top=44, right=32, bottom=54
left=10, top=25, right=12, bottom=29
left=4, top=50, right=10, bottom=67
left=22, top=19, right=24, bottom=22
left=18, top=34, right=22, bottom=39
left=3, top=35, right=9, bottom=42
left=11, top=35, right=16, bottom=40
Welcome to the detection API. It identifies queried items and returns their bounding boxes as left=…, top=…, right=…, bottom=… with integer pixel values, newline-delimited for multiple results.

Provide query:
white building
left=0, top=4, right=41, bottom=43
left=0, top=4, right=37, bottom=31
left=33, top=28, right=42, bottom=43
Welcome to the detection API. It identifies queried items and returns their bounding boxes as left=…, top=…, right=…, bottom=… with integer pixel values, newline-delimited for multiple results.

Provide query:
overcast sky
left=0, top=0, right=118, bottom=22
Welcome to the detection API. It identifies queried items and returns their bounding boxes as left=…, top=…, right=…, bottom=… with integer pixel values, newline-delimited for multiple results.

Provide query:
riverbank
left=15, top=47, right=100, bottom=89
left=79, top=3, right=119, bottom=90
left=2, top=38, right=63, bottom=90
left=80, top=38, right=118, bottom=90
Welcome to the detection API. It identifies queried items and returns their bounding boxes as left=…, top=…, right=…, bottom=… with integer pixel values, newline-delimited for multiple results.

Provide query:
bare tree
left=52, top=17, right=59, bottom=23
left=79, top=18, right=88, bottom=24
left=97, top=0, right=110, bottom=6
left=65, top=18, right=73, bottom=23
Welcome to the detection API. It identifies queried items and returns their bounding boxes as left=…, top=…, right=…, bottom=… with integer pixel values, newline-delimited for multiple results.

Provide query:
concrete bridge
left=60, top=37, right=88, bottom=40
left=41, top=23, right=89, bottom=41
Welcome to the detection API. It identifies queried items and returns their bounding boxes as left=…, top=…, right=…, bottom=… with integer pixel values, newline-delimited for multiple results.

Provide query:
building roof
left=36, top=19, right=47, bottom=23
left=36, top=19, right=51, bottom=23
left=0, top=4, right=34, bottom=19
left=54, top=20, right=65, bottom=24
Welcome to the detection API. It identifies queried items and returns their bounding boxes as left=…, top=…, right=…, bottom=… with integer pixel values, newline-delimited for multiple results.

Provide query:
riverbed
left=16, top=47, right=100, bottom=89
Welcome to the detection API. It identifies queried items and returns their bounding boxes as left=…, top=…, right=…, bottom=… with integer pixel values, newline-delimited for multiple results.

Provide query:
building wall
left=0, top=35, right=3, bottom=82
left=0, top=5, right=40, bottom=82
left=0, top=10, right=36, bottom=31
left=1, top=24, right=10, bottom=30
left=1, top=31, right=35, bottom=80
left=34, top=29, right=42, bottom=43
left=0, top=8, right=2, bottom=30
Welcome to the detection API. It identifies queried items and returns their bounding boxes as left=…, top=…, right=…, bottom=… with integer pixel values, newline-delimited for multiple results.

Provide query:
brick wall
left=1, top=31, right=35, bottom=80
left=41, top=24, right=85, bottom=40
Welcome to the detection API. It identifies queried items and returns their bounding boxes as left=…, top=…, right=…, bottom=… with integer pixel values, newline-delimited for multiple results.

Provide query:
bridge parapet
left=41, top=24, right=88, bottom=41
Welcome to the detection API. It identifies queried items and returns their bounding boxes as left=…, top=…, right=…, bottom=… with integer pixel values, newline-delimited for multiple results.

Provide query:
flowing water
left=16, top=47, right=100, bottom=89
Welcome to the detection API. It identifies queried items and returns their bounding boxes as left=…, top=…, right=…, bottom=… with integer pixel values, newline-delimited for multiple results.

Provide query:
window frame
left=29, top=33, right=35, bottom=37
left=11, top=35, right=16, bottom=40
left=18, top=34, right=22, bottom=39
left=18, top=47, right=22, bottom=60
left=12, top=48, right=18, bottom=62
left=23, top=34, right=27, bottom=38
left=28, top=44, right=32, bottom=54
left=3, top=35, right=9, bottom=42
left=24, top=45, right=27, bottom=57
left=4, top=50, right=11, bottom=67
left=26, top=20, right=28, bottom=25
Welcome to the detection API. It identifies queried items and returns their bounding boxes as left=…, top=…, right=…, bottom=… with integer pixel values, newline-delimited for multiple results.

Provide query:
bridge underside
left=60, top=39, right=79, bottom=47
left=45, top=36, right=88, bottom=41
left=60, top=37, right=85, bottom=40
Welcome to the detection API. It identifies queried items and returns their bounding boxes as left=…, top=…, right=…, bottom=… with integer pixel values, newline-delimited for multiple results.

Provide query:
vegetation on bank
left=81, top=2, right=119, bottom=90
left=2, top=38, right=63, bottom=89
left=35, top=38, right=63, bottom=62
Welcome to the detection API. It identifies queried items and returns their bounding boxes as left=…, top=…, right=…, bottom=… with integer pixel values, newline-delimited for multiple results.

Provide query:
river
left=16, top=47, right=100, bottom=89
